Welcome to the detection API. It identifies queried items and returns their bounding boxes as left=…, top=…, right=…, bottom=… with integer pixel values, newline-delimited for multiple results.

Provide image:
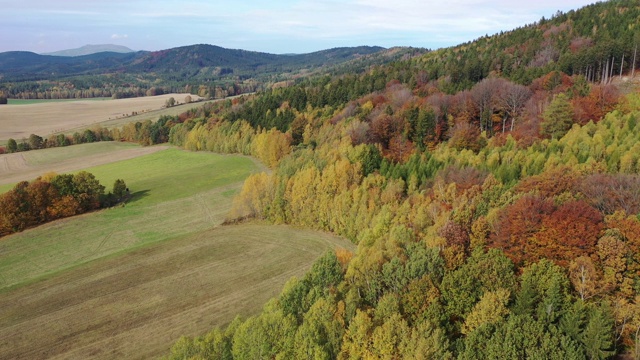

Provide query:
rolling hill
left=0, top=44, right=421, bottom=100
left=0, top=44, right=389, bottom=82
left=42, top=44, right=136, bottom=57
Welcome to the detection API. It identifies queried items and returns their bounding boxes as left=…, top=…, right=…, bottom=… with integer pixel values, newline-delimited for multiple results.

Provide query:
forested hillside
left=155, top=1, right=640, bottom=358
left=0, top=45, right=420, bottom=101
left=3, top=0, right=638, bottom=358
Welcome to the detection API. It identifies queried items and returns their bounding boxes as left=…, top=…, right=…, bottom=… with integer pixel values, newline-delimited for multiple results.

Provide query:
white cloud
left=0, top=0, right=599, bottom=53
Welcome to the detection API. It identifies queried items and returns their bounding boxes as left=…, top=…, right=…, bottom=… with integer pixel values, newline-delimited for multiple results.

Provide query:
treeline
left=0, top=75, right=260, bottom=101
left=198, top=69, right=619, bottom=167
left=2, top=103, right=231, bottom=154
left=0, top=172, right=127, bottom=237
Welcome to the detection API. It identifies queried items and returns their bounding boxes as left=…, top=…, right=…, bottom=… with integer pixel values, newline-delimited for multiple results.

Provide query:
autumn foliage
left=0, top=172, right=122, bottom=237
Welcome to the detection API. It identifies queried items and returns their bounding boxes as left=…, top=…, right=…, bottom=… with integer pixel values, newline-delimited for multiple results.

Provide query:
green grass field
left=21, top=141, right=141, bottom=166
left=0, top=146, right=353, bottom=359
left=0, top=148, right=257, bottom=290
left=0, top=142, right=168, bottom=193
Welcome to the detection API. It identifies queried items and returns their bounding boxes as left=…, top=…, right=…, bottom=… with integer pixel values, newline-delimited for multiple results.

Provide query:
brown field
left=0, top=222, right=354, bottom=359
left=0, top=94, right=201, bottom=142
left=0, top=142, right=168, bottom=188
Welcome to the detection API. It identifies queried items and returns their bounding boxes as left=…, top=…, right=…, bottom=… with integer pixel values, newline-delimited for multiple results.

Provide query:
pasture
left=0, top=146, right=354, bottom=359
left=0, top=142, right=168, bottom=192
left=0, top=147, right=259, bottom=289
left=0, top=93, right=202, bottom=141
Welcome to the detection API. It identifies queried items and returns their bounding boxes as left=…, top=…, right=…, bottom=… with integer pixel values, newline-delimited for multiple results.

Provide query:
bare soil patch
left=0, top=94, right=200, bottom=141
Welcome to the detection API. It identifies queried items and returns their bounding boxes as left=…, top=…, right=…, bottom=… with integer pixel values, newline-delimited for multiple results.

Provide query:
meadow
left=0, top=142, right=168, bottom=191
left=0, top=145, right=354, bottom=358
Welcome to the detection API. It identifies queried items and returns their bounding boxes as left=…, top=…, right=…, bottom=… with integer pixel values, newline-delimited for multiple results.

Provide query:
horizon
left=2, top=1, right=596, bottom=55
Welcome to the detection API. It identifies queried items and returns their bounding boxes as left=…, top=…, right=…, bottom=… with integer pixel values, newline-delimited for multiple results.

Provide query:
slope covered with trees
left=0, top=45, right=421, bottom=101
left=154, top=1, right=640, bottom=358
left=4, top=0, right=638, bottom=357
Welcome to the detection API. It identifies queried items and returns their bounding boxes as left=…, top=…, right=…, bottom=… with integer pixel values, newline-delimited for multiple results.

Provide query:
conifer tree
left=541, top=93, right=574, bottom=139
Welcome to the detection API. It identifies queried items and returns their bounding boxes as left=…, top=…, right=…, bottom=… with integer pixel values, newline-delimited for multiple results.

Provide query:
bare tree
left=633, top=43, right=638, bottom=78
left=471, top=77, right=504, bottom=135
left=610, top=56, right=615, bottom=83
left=497, top=81, right=532, bottom=133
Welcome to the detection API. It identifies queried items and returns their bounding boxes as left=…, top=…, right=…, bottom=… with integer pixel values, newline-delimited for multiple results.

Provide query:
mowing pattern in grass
left=0, top=142, right=169, bottom=192
left=0, top=148, right=257, bottom=290
left=0, top=222, right=355, bottom=359
left=22, top=141, right=142, bottom=166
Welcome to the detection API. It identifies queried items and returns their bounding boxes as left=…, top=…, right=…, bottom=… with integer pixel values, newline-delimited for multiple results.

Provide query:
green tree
left=56, top=134, right=69, bottom=147
left=112, top=179, right=127, bottom=200
left=541, top=93, right=574, bottom=139
left=582, top=304, right=615, bottom=360
left=28, top=134, right=43, bottom=150
left=7, top=138, right=17, bottom=153
left=72, top=171, right=105, bottom=211
left=83, top=129, right=95, bottom=143
left=165, top=97, right=176, bottom=108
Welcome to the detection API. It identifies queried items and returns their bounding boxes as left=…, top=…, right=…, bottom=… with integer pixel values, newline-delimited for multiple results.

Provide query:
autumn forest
left=2, top=0, right=640, bottom=359
left=163, top=1, right=640, bottom=358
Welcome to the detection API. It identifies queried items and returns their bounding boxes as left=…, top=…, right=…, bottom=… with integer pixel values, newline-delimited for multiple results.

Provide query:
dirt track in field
left=0, top=94, right=199, bottom=141
left=0, top=145, right=169, bottom=186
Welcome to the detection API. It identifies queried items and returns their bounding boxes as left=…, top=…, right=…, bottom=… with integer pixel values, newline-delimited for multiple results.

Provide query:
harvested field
left=0, top=223, right=354, bottom=359
left=0, top=94, right=201, bottom=141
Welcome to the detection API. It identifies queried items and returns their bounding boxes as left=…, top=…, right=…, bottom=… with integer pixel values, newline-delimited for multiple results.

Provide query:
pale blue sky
left=1, top=0, right=596, bottom=54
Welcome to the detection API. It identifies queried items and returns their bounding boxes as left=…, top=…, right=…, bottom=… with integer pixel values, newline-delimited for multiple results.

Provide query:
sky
left=1, top=0, right=598, bottom=54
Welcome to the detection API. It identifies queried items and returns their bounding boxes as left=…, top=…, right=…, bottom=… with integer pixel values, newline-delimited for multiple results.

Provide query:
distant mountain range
left=42, top=44, right=135, bottom=57
left=0, top=44, right=394, bottom=83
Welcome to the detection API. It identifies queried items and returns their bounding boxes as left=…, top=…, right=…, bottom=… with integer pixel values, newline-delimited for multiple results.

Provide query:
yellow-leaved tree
left=461, top=288, right=510, bottom=335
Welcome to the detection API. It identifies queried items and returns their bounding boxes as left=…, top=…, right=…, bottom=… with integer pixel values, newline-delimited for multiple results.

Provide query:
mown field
left=0, top=142, right=169, bottom=192
left=0, top=146, right=354, bottom=359
left=0, top=94, right=202, bottom=142
left=7, top=98, right=112, bottom=105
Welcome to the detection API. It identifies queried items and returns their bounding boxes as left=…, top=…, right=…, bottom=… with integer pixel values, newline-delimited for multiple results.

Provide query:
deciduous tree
left=541, top=93, right=574, bottom=139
